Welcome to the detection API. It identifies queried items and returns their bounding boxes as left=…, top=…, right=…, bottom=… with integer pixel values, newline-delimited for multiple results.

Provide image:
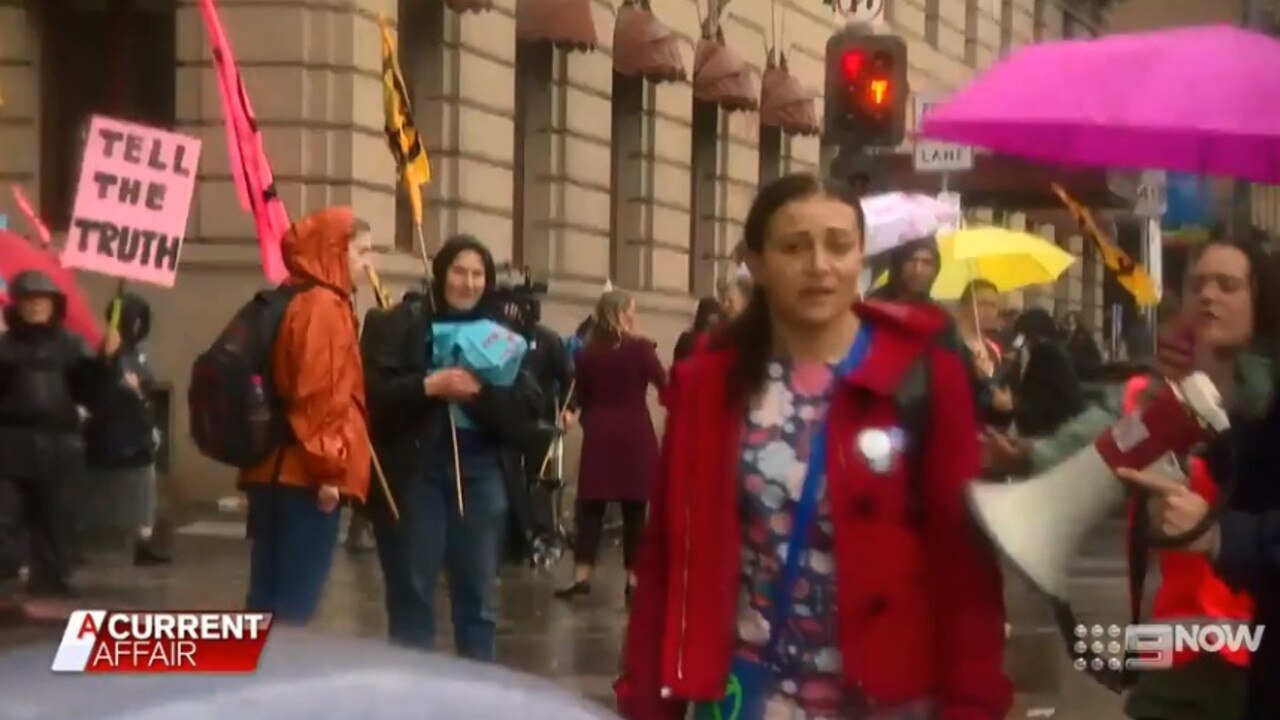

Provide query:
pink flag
left=198, top=0, right=289, bottom=284
left=9, top=185, right=52, bottom=247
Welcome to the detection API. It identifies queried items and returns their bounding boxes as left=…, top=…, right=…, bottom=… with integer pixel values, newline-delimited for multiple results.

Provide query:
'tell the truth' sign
left=62, top=115, right=202, bottom=288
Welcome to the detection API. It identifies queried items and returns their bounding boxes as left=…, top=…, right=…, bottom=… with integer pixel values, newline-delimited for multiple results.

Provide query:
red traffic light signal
left=841, top=50, right=866, bottom=81
left=842, top=49, right=896, bottom=112
left=826, top=33, right=908, bottom=147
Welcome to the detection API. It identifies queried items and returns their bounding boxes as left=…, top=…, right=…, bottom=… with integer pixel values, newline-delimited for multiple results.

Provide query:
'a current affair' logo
left=51, top=611, right=273, bottom=673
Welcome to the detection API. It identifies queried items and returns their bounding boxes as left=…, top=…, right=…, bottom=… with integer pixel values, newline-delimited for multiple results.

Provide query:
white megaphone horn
left=966, top=372, right=1231, bottom=603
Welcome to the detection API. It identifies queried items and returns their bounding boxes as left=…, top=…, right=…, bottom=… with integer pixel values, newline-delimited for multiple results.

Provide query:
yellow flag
left=379, top=16, right=431, bottom=226
left=1051, top=183, right=1159, bottom=307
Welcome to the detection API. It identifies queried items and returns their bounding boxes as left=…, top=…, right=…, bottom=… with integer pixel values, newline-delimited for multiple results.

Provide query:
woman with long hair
left=556, top=289, right=665, bottom=602
left=673, top=297, right=723, bottom=364
left=617, top=173, right=1010, bottom=720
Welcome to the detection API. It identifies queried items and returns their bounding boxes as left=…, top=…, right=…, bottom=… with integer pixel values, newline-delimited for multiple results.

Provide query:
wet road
left=3, top=513, right=1135, bottom=719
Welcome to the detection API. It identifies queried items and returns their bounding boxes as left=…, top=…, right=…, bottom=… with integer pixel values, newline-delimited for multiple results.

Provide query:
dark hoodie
left=361, top=237, right=547, bottom=561
left=361, top=236, right=543, bottom=511
left=0, top=271, right=105, bottom=437
left=0, top=269, right=108, bottom=476
left=84, top=293, right=157, bottom=469
left=870, top=237, right=941, bottom=303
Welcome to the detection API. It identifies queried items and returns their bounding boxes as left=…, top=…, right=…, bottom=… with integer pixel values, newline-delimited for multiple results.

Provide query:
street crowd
left=1, top=173, right=1279, bottom=720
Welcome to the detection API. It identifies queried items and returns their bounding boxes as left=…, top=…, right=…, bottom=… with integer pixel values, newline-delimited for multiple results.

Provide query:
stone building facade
left=1, top=0, right=1106, bottom=505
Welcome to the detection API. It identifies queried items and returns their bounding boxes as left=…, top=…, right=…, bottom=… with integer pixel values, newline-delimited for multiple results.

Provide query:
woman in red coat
left=617, top=173, right=1012, bottom=720
left=556, top=289, right=667, bottom=602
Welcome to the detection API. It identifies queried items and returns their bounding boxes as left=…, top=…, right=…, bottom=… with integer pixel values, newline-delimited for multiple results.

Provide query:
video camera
left=493, top=265, right=548, bottom=333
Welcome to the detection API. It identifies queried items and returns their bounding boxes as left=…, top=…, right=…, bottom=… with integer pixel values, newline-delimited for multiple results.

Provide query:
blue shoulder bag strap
left=763, top=324, right=873, bottom=664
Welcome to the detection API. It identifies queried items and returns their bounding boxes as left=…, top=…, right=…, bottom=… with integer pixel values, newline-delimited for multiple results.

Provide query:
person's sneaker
left=344, top=523, right=376, bottom=553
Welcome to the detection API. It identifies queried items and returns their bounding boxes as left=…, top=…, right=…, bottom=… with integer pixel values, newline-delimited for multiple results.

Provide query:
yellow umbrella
left=930, top=226, right=1076, bottom=300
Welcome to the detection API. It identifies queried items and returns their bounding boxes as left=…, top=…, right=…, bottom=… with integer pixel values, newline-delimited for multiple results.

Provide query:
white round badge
left=856, top=428, right=893, bottom=473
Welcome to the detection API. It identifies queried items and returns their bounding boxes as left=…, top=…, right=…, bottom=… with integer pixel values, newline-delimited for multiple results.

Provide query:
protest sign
left=62, top=115, right=202, bottom=288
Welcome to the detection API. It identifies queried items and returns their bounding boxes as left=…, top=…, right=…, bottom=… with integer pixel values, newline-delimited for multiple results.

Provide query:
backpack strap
left=895, top=337, right=933, bottom=526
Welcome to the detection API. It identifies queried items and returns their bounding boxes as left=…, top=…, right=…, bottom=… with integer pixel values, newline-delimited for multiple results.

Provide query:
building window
left=924, top=0, right=940, bottom=48
left=39, top=0, right=176, bottom=229
left=964, top=0, right=979, bottom=66
left=758, top=125, right=782, bottom=186
left=513, top=41, right=554, bottom=269
left=609, top=73, right=644, bottom=287
left=1033, top=0, right=1045, bottom=40
left=689, top=99, right=717, bottom=296
left=395, top=0, right=444, bottom=253
left=1000, top=0, right=1013, bottom=52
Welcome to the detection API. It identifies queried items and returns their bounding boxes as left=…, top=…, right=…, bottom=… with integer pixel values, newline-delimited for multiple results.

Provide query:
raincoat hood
left=872, top=236, right=941, bottom=302
left=281, top=207, right=356, bottom=294
left=3, top=270, right=67, bottom=329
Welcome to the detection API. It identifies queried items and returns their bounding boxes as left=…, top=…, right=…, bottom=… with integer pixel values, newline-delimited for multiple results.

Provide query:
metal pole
left=1233, top=0, right=1264, bottom=234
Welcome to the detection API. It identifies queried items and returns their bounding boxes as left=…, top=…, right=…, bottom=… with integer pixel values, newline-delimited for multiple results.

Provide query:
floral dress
left=735, top=358, right=935, bottom=720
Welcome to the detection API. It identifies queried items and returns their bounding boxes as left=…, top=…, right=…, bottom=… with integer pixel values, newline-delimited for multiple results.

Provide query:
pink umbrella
left=0, top=230, right=103, bottom=346
left=920, top=25, right=1280, bottom=184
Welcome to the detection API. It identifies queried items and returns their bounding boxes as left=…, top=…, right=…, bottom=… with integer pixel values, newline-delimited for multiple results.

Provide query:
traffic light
left=824, top=30, right=908, bottom=148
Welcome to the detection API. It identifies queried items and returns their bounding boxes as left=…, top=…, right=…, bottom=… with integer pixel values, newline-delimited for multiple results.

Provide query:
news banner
left=50, top=611, right=273, bottom=673
left=1072, top=622, right=1266, bottom=672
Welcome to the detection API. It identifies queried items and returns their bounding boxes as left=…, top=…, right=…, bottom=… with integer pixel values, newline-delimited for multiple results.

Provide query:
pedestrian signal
left=825, top=32, right=908, bottom=147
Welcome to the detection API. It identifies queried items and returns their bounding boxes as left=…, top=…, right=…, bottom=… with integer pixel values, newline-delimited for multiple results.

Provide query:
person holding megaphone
left=981, top=236, right=1275, bottom=720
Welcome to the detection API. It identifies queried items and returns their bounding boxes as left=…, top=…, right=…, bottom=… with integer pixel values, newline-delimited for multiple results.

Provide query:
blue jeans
left=403, top=467, right=508, bottom=661
left=373, top=518, right=433, bottom=648
left=244, top=486, right=340, bottom=625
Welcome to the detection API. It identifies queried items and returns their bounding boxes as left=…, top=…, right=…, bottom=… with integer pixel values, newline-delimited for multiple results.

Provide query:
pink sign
left=62, top=115, right=202, bottom=288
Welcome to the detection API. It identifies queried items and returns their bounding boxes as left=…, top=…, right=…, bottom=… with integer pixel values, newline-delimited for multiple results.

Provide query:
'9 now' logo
left=1125, top=624, right=1265, bottom=670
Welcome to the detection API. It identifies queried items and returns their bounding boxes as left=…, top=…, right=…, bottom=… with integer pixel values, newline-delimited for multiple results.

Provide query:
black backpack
left=188, top=284, right=313, bottom=468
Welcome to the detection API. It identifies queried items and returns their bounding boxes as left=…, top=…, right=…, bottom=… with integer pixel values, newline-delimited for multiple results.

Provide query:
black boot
left=134, top=541, right=171, bottom=566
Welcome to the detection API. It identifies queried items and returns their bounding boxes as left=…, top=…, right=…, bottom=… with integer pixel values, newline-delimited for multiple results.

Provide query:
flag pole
left=414, top=217, right=463, bottom=519
left=362, top=264, right=400, bottom=523
left=381, top=12, right=461, bottom=517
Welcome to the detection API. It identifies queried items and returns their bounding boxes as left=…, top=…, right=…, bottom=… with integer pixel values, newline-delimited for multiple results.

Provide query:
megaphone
left=966, top=372, right=1231, bottom=603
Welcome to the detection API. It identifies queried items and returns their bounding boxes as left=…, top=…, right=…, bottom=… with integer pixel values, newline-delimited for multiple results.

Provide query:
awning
left=613, top=0, right=685, bottom=83
left=516, top=0, right=598, bottom=52
left=875, top=152, right=1127, bottom=210
left=759, top=49, right=818, bottom=136
left=692, top=29, right=757, bottom=112
left=445, top=0, right=493, bottom=12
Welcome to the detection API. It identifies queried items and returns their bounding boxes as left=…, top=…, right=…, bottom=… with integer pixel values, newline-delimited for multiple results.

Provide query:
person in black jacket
left=0, top=271, right=117, bottom=621
left=83, top=292, right=168, bottom=565
left=1061, top=310, right=1104, bottom=380
left=1007, top=308, right=1084, bottom=437
left=361, top=235, right=545, bottom=660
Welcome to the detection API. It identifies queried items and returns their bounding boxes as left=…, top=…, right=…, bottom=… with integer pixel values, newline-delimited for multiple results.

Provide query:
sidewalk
left=6, top=520, right=1134, bottom=719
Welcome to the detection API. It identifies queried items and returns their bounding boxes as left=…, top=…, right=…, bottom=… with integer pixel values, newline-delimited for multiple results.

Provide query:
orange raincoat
left=238, top=207, right=371, bottom=502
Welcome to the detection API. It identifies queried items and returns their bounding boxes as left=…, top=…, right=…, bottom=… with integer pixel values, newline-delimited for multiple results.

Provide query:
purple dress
left=574, top=336, right=666, bottom=502
left=736, top=358, right=935, bottom=720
